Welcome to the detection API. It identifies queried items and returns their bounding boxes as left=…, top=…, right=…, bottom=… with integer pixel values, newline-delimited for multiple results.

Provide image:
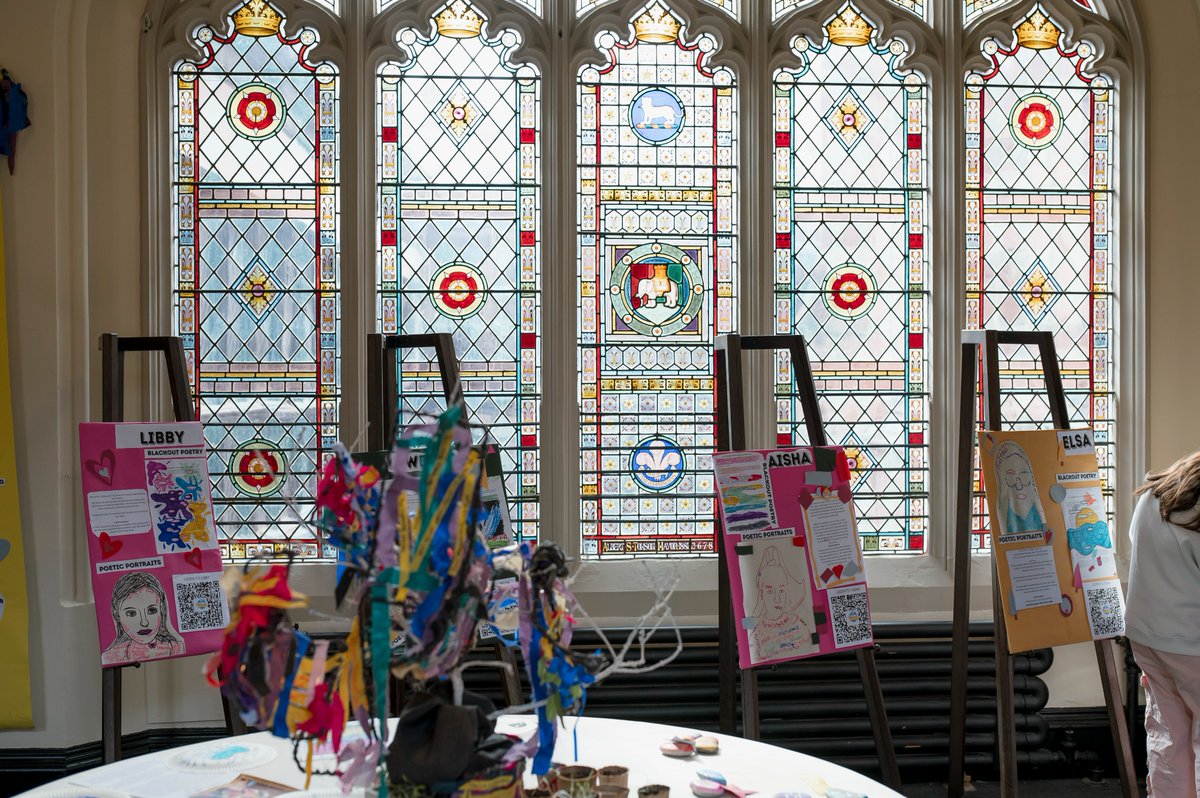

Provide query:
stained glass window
left=965, top=6, right=1114, bottom=549
left=776, top=0, right=925, bottom=21
left=965, top=0, right=1092, bottom=25
left=773, top=6, right=928, bottom=554
left=578, top=0, right=618, bottom=13
left=378, top=0, right=541, bottom=542
left=578, top=3, right=737, bottom=557
left=172, top=0, right=339, bottom=561
left=963, top=0, right=1007, bottom=22
left=578, top=0, right=738, bottom=16
left=393, top=0, right=540, bottom=13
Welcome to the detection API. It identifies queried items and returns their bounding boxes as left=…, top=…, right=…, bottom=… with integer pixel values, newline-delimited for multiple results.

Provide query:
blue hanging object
left=0, top=69, right=31, bottom=175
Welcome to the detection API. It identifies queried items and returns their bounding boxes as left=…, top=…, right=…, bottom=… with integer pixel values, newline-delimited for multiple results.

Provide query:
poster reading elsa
left=993, top=440, right=1050, bottom=544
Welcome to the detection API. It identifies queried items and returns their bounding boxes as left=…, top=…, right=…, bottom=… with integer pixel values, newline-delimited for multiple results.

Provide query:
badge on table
left=79, top=422, right=229, bottom=667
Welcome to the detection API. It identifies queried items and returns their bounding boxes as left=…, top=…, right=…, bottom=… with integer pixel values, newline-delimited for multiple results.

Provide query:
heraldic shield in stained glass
left=173, top=0, right=340, bottom=561
left=965, top=6, right=1116, bottom=550
left=578, top=3, right=738, bottom=558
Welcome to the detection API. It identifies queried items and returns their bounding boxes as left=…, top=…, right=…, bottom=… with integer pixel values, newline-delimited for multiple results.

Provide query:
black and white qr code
left=1085, top=584, right=1125, bottom=638
left=829, top=586, right=872, bottom=648
left=175, top=577, right=227, bottom=632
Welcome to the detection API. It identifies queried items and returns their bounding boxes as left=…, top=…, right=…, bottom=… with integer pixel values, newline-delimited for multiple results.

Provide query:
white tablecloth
left=21, top=715, right=903, bottom=798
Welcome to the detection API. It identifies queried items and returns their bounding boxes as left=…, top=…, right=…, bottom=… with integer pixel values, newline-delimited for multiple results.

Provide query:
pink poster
left=713, top=446, right=873, bottom=669
left=79, top=422, right=228, bottom=668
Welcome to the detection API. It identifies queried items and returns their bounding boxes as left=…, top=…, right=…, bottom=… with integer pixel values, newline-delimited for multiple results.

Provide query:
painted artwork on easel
left=714, top=446, right=874, bottom=669
left=79, top=422, right=229, bottom=667
left=978, top=428, right=1125, bottom=652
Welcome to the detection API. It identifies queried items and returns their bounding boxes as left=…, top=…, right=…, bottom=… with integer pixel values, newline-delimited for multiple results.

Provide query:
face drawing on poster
left=995, top=441, right=1046, bottom=536
left=747, top=545, right=817, bottom=663
left=100, top=571, right=184, bottom=665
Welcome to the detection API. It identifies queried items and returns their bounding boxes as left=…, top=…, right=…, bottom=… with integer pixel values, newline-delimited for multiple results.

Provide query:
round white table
left=21, top=715, right=903, bottom=798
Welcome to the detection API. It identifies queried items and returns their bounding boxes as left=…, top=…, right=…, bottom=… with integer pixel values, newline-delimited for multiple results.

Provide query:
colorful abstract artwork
left=377, top=0, right=541, bottom=544
left=965, top=7, right=1115, bottom=549
left=578, top=3, right=737, bottom=558
left=773, top=6, right=928, bottom=554
left=172, top=1, right=339, bottom=561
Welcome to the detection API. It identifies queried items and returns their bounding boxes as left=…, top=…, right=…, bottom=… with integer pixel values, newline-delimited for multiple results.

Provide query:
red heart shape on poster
left=832, top=564, right=845, bottom=579
left=184, top=548, right=203, bottom=569
left=98, top=532, right=122, bottom=559
left=837, top=484, right=852, bottom=503
left=85, top=449, right=116, bottom=486
left=798, top=491, right=814, bottom=509
left=1044, top=529, right=1053, bottom=544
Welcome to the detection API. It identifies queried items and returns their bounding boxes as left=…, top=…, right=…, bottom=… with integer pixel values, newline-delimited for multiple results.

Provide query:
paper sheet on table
left=1005, top=545, right=1061, bottom=612
left=68, top=755, right=235, bottom=798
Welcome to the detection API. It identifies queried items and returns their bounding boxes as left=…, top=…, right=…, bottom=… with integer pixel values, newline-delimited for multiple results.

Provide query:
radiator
left=460, top=621, right=1054, bottom=781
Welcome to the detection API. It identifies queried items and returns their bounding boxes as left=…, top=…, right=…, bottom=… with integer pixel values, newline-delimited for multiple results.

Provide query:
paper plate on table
left=166, top=740, right=278, bottom=771
left=27, top=788, right=131, bottom=798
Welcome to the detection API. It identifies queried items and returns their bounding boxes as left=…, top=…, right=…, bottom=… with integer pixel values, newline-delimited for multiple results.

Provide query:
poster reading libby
left=978, top=428, right=1125, bottom=653
left=79, top=422, right=228, bottom=667
left=714, top=446, right=874, bottom=669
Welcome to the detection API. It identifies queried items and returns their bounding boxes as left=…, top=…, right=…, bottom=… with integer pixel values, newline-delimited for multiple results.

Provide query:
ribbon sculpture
left=208, top=402, right=682, bottom=796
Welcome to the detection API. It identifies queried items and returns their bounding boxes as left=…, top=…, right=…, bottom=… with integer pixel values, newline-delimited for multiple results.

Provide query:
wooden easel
left=714, top=333, right=901, bottom=791
left=98, top=333, right=244, bottom=763
left=946, top=329, right=1137, bottom=798
left=365, top=332, right=524, bottom=708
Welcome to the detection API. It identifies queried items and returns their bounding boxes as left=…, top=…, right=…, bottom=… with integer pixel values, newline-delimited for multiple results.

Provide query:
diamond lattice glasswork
left=378, top=1, right=542, bottom=544
left=172, top=3, right=340, bottom=561
left=773, top=7, right=929, bottom=554
left=965, top=6, right=1115, bottom=550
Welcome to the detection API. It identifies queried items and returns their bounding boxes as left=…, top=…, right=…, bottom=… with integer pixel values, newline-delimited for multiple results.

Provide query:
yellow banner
left=0, top=186, right=33, bottom=726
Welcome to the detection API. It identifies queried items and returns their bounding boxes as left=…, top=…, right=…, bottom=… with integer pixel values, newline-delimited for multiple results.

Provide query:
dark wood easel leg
left=495, top=641, right=524, bottom=708
left=718, top=540, right=737, bottom=734
left=102, top=667, right=121, bottom=764
left=740, top=667, right=759, bottom=740
left=858, top=647, right=901, bottom=790
left=992, top=559, right=1018, bottom=798
left=1095, top=640, right=1139, bottom=797
left=948, top=340, right=978, bottom=797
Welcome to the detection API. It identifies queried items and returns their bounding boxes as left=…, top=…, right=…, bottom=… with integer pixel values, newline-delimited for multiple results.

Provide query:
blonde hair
left=1137, top=450, right=1200, bottom=532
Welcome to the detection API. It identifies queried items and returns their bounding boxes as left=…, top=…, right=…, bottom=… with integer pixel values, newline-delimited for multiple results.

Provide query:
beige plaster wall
left=0, top=0, right=1196, bottom=747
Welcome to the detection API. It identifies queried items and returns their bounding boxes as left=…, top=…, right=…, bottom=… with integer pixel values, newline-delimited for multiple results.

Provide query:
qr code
left=1085, top=583, right=1125, bottom=639
left=828, top=585, right=872, bottom=648
left=174, top=576, right=228, bottom=632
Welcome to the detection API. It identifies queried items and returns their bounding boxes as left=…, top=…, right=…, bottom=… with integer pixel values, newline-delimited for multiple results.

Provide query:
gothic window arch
left=145, top=0, right=1143, bottom=569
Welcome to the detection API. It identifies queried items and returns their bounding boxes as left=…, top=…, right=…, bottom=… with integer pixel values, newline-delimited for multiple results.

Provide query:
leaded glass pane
left=965, top=7, right=1114, bottom=549
left=383, top=0, right=540, bottom=15
left=773, top=6, right=928, bottom=555
left=172, top=2, right=340, bottom=561
left=775, top=0, right=924, bottom=21
left=578, top=3, right=738, bottom=558
left=965, top=0, right=1091, bottom=25
left=378, top=1, right=541, bottom=543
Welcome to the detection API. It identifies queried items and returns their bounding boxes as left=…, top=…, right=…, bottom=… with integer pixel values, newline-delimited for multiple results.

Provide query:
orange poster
left=978, top=428, right=1125, bottom=653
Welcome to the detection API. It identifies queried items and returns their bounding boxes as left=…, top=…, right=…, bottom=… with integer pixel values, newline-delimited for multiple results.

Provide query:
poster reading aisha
left=978, top=428, right=1126, bottom=653
left=713, top=446, right=874, bottom=669
left=79, top=422, right=228, bottom=667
